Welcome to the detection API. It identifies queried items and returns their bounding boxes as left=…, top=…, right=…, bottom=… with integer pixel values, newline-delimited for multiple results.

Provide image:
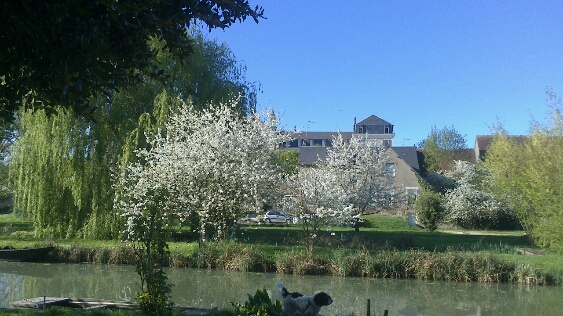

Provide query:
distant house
left=283, top=115, right=420, bottom=212
left=353, top=115, right=394, bottom=147
left=474, top=135, right=527, bottom=162
left=474, top=135, right=494, bottom=162
left=415, top=134, right=528, bottom=175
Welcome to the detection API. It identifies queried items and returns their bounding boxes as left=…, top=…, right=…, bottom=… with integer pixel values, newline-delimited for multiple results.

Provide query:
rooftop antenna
left=306, top=121, right=315, bottom=141
left=403, top=138, right=410, bottom=146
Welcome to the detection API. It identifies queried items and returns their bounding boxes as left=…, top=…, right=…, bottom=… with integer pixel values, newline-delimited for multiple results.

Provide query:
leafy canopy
left=484, top=89, right=563, bottom=249
left=419, top=125, right=467, bottom=172
left=0, top=0, right=264, bottom=122
left=9, top=30, right=256, bottom=239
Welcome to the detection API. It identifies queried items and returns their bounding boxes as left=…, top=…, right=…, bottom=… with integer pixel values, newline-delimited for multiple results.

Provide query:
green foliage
left=231, top=288, right=282, bottom=316
left=421, top=172, right=455, bottom=194
left=129, top=189, right=174, bottom=316
left=0, top=0, right=264, bottom=123
left=414, top=190, right=445, bottom=231
left=419, top=125, right=467, bottom=172
left=9, top=108, right=116, bottom=239
left=9, top=32, right=258, bottom=240
left=273, top=150, right=299, bottom=176
left=484, top=90, right=563, bottom=250
left=0, top=118, right=15, bottom=202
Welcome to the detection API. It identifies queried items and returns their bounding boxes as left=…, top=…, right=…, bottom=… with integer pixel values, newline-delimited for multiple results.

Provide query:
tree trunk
left=354, top=218, right=360, bottom=232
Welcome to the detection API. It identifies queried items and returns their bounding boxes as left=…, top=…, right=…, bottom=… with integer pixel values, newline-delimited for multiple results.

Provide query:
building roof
left=392, top=146, right=420, bottom=173
left=292, top=131, right=353, bottom=140
left=475, top=135, right=527, bottom=161
left=416, top=148, right=476, bottom=174
left=296, top=147, right=330, bottom=165
left=475, top=135, right=494, bottom=151
left=356, top=115, right=393, bottom=126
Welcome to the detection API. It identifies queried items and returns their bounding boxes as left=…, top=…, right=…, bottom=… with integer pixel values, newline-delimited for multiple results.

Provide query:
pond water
left=1, top=262, right=562, bottom=315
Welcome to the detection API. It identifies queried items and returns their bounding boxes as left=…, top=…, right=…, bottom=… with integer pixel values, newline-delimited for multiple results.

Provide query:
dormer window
left=384, top=126, right=390, bottom=134
left=359, top=127, right=363, bottom=134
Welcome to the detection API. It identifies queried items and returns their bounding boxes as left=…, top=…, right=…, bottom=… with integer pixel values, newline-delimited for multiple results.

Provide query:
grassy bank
left=1, top=213, right=562, bottom=285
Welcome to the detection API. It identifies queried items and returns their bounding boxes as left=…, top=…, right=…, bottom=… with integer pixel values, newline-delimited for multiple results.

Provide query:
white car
left=264, top=210, right=293, bottom=224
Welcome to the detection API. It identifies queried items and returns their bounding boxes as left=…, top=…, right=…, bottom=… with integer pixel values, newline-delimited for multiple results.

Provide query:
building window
left=359, top=127, right=363, bottom=134
left=383, top=139, right=392, bottom=147
left=385, top=163, right=396, bottom=177
left=406, top=187, right=419, bottom=206
left=384, top=126, right=390, bottom=134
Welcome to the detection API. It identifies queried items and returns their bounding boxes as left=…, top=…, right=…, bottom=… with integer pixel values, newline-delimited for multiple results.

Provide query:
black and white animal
left=276, top=282, right=333, bottom=316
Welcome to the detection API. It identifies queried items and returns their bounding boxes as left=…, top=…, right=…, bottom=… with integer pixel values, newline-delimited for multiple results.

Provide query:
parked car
left=264, top=210, right=293, bottom=224
left=239, top=212, right=261, bottom=224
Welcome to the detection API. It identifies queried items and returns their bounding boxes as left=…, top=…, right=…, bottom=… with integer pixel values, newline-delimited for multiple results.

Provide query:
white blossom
left=443, top=160, right=513, bottom=228
left=115, top=98, right=291, bottom=241
left=292, top=133, right=396, bottom=227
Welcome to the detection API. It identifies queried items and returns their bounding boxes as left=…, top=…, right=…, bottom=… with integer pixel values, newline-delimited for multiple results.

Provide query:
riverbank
left=28, top=241, right=562, bottom=285
left=1, top=214, right=562, bottom=285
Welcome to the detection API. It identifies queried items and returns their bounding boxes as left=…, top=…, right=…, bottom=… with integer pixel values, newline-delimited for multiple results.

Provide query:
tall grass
left=328, top=249, right=560, bottom=284
left=182, top=241, right=273, bottom=272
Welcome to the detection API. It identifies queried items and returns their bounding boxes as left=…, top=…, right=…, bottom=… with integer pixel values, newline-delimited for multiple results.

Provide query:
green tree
left=274, top=150, right=299, bottom=176
left=419, top=125, right=467, bottom=172
left=484, top=90, right=563, bottom=250
left=9, top=33, right=257, bottom=239
left=0, top=118, right=15, bottom=203
left=0, top=0, right=264, bottom=122
left=414, top=190, right=444, bottom=231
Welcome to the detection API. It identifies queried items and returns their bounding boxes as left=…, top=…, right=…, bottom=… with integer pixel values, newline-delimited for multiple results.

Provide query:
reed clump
left=42, top=243, right=563, bottom=285
left=184, top=241, right=275, bottom=272
left=327, top=249, right=560, bottom=284
left=275, top=250, right=331, bottom=275
left=49, top=244, right=134, bottom=264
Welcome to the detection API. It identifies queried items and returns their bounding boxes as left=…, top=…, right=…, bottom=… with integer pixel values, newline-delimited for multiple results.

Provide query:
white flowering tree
left=302, top=134, right=397, bottom=232
left=293, top=166, right=349, bottom=252
left=116, top=99, right=291, bottom=242
left=114, top=99, right=290, bottom=311
left=329, top=134, right=397, bottom=230
left=293, top=133, right=397, bottom=251
left=443, top=160, right=515, bottom=229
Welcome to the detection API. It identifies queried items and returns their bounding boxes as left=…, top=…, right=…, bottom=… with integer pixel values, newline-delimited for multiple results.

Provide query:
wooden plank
left=67, top=298, right=138, bottom=310
left=10, top=297, right=71, bottom=309
left=11, top=297, right=218, bottom=314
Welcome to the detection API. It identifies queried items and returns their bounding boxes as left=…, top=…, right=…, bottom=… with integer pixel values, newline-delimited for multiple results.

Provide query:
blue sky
left=209, top=0, right=563, bottom=147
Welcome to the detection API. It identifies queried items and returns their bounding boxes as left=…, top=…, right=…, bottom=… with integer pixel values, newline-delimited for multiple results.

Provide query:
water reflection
left=1, top=262, right=562, bottom=315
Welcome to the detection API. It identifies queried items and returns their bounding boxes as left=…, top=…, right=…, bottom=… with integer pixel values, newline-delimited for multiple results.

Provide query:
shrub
left=445, top=184, right=518, bottom=230
left=231, top=288, right=282, bottom=316
left=414, top=190, right=445, bottom=231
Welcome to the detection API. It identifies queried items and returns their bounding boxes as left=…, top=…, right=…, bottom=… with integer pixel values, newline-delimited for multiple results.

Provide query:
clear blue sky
left=209, top=0, right=563, bottom=147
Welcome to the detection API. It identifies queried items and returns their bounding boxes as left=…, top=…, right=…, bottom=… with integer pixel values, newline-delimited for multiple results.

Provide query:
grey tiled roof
left=296, top=147, right=329, bottom=165
left=356, top=115, right=392, bottom=126
left=291, top=131, right=353, bottom=140
left=391, top=146, right=420, bottom=172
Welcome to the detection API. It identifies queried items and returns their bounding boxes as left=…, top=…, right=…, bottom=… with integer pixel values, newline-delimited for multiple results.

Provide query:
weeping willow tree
left=9, top=30, right=257, bottom=239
